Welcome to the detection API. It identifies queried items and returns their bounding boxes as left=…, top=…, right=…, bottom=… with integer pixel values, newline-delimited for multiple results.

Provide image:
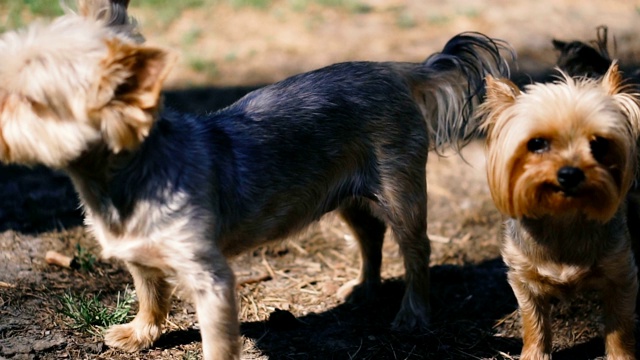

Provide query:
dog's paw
left=336, top=279, right=380, bottom=305
left=104, top=321, right=161, bottom=352
left=391, top=302, right=430, bottom=333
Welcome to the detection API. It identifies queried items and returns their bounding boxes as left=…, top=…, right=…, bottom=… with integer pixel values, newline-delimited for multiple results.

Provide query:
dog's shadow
left=153, top=257, right=635, bottom=359
left=153, top=259, right=521, bottom=359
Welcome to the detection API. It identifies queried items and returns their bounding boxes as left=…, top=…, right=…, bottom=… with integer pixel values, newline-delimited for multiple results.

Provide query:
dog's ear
left=602, top=62, right=640, bottom=136
left=479, top=75, right=520, bottom=133
left=485, top=75, right=520, bottom=102
left=552, top=39, right=567, bottom=51
left=90, top=40, right=176, bottom=152
left=602, top=62, right=624, bottom=95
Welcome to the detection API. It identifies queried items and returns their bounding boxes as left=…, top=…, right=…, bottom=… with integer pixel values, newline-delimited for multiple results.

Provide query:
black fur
left=553, top=25, right=612, bottom=78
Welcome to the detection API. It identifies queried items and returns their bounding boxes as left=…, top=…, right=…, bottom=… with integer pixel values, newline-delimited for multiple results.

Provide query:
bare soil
left=1, top=1, right=640, bottom=359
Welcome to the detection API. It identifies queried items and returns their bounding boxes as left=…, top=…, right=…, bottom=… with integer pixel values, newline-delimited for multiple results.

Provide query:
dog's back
left=191, top=34, right=512, bottom=254
left=201, top=61, right=431, bottom=254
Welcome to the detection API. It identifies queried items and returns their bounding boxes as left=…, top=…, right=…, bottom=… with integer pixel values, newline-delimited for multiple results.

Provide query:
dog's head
left=0, top=0, right=175, bottom=168
left=479, top=63, right=640, bottom=222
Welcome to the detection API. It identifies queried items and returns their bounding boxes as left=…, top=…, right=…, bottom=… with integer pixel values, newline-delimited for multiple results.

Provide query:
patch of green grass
left=458, top=7, right=480, bottom=18
left=188, top=57, right=219, bottom=79
left=182, top=27, right=203, bottom=46
left=136, top=0, right=209, bottom=25
left=1, top=0, right=64, bottom=17
left=74, top=244, right=97, bottom=273
left=58, top=287, right=135, bottom=335
left=224, top=51, right=238, bottom=62
left=0, top=9, right=23, bottom=32
left=183, top=351, right=200, bottom=360
left=427, top=14, right=451, bottom=25
left=0, top=0, right=62, bottom=31
left=288, top=0, right=308, bottom=12
left=228, top=0, right=272, bottom=9
left=396, top=11, right=416, bottom=29
left=290, top=0, right=370, bottom=13
left=324, top=0, right=371, bottom=12
left=137, top=0, right=207, bottom=8
left=348, top=2, right=373, bottom=14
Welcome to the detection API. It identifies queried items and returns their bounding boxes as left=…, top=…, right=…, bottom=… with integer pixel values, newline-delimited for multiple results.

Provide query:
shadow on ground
left=238, top=259, right=519, bottom=360
left=144, top=259, right=521, bottom=360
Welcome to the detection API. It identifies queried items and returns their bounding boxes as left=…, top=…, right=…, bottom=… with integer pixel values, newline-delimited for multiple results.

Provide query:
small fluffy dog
left=0, top=1, right=512, bottom=359
left=479, top=64, right=640, bottom=359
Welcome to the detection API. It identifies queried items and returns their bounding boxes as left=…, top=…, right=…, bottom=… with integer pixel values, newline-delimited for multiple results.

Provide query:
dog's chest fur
left=502, top=212, right=630, bottom=296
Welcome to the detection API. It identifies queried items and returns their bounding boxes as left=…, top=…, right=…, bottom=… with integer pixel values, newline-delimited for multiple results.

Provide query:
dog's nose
left=557, top=166, right=585, bottom=190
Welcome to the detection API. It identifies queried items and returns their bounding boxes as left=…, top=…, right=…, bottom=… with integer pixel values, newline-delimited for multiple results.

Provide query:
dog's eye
left=590, top=136, right=609, bottom=162
left=527, top=138, right=550, bottom=153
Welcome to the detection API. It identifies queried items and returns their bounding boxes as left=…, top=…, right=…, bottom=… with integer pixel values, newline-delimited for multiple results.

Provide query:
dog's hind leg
left=381, top=165, right=431, bottom=332
left=336, top=200, right=387, bottom=304
left=104, top=263, right=172, bottom=352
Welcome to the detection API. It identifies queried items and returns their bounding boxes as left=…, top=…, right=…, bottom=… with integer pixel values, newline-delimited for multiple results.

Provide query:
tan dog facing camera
left=479, top=65, right=640, bottom=360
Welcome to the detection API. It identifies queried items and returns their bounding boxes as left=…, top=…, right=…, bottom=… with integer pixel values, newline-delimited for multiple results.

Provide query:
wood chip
left=237, top=273, right=272, bottom=287
left=428, top=233, right=451, bottom=243
left=0, top=281, right=15, bottom=288
left=45, top=250, right=74, bottom=268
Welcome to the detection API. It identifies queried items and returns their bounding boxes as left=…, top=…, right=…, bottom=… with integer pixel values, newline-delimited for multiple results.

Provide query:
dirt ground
left=1, top=1, right=640, bottom=359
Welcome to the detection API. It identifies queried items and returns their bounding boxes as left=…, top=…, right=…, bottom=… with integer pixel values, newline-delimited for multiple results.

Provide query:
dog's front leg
left=602, top=251, right=637, bottom=360
left=509, top=272, right=552, bottom=360
left=179, top=249, right=240, bottom=360
left=104, top=262, right=172, bottom=352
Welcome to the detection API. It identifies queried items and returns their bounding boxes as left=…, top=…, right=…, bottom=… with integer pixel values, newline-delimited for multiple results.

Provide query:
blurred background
left=2, top=0, right=639, bottom=88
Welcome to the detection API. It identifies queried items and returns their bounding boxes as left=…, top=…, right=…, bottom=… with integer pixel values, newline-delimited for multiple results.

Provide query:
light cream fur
left=0, top=3, right=174, bottom=167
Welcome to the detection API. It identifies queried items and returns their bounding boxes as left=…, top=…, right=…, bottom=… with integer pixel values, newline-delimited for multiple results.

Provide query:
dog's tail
left=412, top=32, right=514, bottom=153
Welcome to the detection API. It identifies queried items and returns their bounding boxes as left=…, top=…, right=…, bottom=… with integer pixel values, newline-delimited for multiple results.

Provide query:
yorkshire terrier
left=479, top=64, right=640, bottom=359
left=0, top=1, right=512, bottom=359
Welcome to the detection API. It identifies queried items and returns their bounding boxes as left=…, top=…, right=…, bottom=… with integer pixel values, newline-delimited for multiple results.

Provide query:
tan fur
left=480, top=64, right=640, bottom=360
left=0, top=1, right=173, bottom=167
left=481, top=64, right=639, bottom=220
